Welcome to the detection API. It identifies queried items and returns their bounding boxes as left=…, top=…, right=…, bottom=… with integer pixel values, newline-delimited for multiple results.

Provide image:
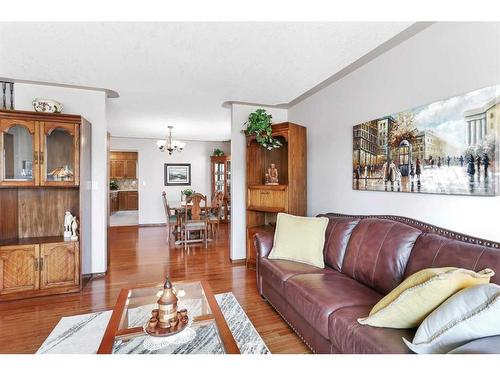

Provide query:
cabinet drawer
left=247, top=187, right=287, bottom=212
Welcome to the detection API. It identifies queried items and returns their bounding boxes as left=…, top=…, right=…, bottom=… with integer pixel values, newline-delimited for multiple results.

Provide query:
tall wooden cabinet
left=210, top=155, right=231, bottom=222
left=0, top=110, right=91, bottom=301
left=246, top=122, right=306, bottom=268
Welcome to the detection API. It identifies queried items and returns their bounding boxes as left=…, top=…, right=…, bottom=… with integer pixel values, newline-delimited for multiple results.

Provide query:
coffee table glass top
left=102, top=281, right=237, bottom=354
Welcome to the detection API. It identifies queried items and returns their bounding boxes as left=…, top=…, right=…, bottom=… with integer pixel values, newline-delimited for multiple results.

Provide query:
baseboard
left=138, top=223, right=167, bottom=227
left=230, top=258, right=246, bottom=265
left=82, top=272, right=106, bottom=280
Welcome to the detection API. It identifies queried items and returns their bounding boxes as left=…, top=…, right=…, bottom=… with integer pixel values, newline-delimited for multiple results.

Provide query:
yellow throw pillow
left=357, top=267, right=494, bottom=328
left=268, top=213, right=329, bottom=268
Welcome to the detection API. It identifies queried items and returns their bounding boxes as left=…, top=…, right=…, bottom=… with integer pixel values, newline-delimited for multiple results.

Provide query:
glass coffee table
left=97, top=280, right=240, bottom=354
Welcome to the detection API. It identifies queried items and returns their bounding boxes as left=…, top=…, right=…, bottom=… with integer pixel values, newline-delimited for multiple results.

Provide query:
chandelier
left=157, top=126, right=185, bottom=155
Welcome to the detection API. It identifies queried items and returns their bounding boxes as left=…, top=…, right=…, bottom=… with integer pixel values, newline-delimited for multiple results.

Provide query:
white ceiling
left=0, top=22, right=412, bottom=141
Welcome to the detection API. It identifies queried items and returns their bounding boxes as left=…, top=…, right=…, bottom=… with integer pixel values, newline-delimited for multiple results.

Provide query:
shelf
left=247, top=206, right=286, bottom=213
left=0, top=236, right=78, bottom=247
left=247, top=184, right=287, bottom=191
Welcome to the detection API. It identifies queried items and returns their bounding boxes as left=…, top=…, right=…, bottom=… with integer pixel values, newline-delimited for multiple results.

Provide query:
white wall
left=110, top=137, right=230, bottom=225
left=14, top=84, right=108, bottom=274
left=289, top=22, right=500, bottom=242
left=230, top=104, right=288, bottom=260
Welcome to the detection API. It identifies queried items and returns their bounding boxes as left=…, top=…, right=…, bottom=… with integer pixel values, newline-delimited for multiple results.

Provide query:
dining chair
left=162, top=191, right=177, bottom=243
left=181, top=193, right=208, bottom=249
left=208, top=190, right=224, bottom=238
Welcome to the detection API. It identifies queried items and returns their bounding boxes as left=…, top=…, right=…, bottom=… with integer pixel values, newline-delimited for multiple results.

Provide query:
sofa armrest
left=254, top=229, right=275, bottom=296
left=253, top=230, right=275, bottom=259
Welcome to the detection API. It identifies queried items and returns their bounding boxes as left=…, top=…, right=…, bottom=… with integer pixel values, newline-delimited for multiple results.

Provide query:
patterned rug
left=37, top=292, right=269, bottom=354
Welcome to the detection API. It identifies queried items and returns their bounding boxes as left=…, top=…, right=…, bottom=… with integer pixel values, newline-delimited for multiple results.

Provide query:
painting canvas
left=164, top=163, right=191, bottom=186
left=353, top=85, right=499, bottom=196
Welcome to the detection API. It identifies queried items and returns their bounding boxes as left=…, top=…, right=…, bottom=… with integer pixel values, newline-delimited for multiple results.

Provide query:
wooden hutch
left=0, top=110, right=91, bottom=301
left=210, top=154, right=231, bottom=222
left=246, top=122, right=306, bottom=268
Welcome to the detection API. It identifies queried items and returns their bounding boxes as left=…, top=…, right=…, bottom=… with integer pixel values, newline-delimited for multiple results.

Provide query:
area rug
left=37, top=292, right=269, bottom=354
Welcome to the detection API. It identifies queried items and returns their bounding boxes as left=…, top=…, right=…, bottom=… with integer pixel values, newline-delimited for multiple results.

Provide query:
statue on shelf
left=64, top=211, right=73, bottom=239
left=265, top=163, right=279, bottom=185
left=70, top=217, right=79, bottom=241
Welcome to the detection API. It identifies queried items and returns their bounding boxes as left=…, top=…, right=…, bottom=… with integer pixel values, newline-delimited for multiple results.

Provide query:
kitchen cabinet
left=116, top=191, right=138, bottom=211
left=110, top=152, right=137, bottom=179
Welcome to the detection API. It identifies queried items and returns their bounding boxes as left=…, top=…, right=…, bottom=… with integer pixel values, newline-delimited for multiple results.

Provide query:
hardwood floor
left=0, top=224, right=310, bottom=354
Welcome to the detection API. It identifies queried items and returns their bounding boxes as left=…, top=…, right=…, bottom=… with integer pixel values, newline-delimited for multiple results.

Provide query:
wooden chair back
left=162, top=191, right=173, bottom=220
left=185, top=193, right=207, bottom=221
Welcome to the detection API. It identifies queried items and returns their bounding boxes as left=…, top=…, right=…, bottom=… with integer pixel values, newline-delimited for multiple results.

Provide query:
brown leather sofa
left=254, top=213, right=500, bottom=354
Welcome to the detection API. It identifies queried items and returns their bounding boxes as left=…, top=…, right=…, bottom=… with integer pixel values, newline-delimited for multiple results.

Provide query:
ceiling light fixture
left=157, top=126, right=185, bottom=155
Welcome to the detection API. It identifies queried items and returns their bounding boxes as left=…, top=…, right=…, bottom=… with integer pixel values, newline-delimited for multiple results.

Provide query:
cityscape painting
left=353, top=85, right=499, bottom=196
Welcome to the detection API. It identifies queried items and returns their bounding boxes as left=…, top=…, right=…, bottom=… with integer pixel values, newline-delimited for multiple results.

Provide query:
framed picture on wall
left=164, top=163, right=191, bottom=186
left=352, top=84, right=499, bottom=196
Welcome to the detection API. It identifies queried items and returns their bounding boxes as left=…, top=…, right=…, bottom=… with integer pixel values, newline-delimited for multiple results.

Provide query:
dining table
left=169, top=200, right=217, bottom=244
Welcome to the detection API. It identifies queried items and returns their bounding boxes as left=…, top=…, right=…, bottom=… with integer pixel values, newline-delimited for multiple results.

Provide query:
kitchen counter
left=110, top=189, right=138, bottom=193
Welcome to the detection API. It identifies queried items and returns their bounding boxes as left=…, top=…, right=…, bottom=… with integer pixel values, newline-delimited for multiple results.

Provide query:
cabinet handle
left=34, top=258, right=39, bottom=271
left=39, top=258, right=44, bottom=270
left=260, top=191, right=270, bottom=195
left=34, top=151, right=38, bottom=165
left=40, top=151, right=44, bottom=163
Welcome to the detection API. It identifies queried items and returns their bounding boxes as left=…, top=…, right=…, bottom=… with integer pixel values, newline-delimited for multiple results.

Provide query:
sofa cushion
left=358, top=267, right=493, bottom=328
left=329, top=305, right=415, bottom=354
left=320, top=215, right=360, bottom=271
left=448, top=335, right=500, bottom=354
left=404, top=284, right=500, bottom=354
left=405, top=233, right=500, bottom=285
left=284, top=271, right=382, bottom=340
left=341, top=218, right=422, bottom=294
left=259, top=258, right=327, bottom=295
left=268, top=213, right=329, bottom=268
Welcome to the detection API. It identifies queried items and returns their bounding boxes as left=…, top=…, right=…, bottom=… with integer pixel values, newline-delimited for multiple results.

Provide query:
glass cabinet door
left=0, top=120, right=37, bottom=186
left=41, top=123, right=79, bottom=186
left=214, top=161, right=225, bottom=194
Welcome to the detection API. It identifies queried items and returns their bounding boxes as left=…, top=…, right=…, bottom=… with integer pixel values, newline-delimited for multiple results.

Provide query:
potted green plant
left=213, top=148, right=225, bottom=157
left=243, top=108, right=282, bottom=150
left=109, top=180, right=119, bottom=190
left=181, top=188, right=194, bottom=197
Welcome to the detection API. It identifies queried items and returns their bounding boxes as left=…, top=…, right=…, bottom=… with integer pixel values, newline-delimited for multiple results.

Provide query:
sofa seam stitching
left=430, top=237, right=445, bottom=266
left=370, top=222, right=396, bottom=288
left=472, top=247, right=486, bottom=271
left=352, top=221, right=371, bottom=280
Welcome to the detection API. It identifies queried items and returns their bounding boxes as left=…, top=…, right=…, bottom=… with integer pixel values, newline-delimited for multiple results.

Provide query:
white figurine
left=64, top=211, right=73, bottom=238
left=70, top=217, right=78, bottom=241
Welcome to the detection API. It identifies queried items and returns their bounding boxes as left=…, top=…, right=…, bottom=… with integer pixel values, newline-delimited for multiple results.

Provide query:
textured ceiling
left=0, top=22, right=412, bottom=140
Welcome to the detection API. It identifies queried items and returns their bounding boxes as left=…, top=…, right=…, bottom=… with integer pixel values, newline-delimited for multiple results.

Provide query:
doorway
left=109, top=150, right=139, bottom=226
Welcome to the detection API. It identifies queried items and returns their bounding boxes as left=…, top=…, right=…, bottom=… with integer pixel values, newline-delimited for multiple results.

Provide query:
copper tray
left=144, top=312, right=189, bottom=337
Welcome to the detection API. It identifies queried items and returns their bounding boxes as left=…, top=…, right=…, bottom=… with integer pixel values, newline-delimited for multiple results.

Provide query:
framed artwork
left=353, top=84, right=499, bottom=196
left=164, top=163, right=191, bottom=186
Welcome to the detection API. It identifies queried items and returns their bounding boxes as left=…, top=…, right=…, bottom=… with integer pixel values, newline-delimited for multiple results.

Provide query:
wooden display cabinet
left=0, top=110, right=91, bottom=301
left=210, top=155, right=231, bottom=222
left=245, top=122, right=306, bottom=268
left=0, top=117, right=80, bottom=187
